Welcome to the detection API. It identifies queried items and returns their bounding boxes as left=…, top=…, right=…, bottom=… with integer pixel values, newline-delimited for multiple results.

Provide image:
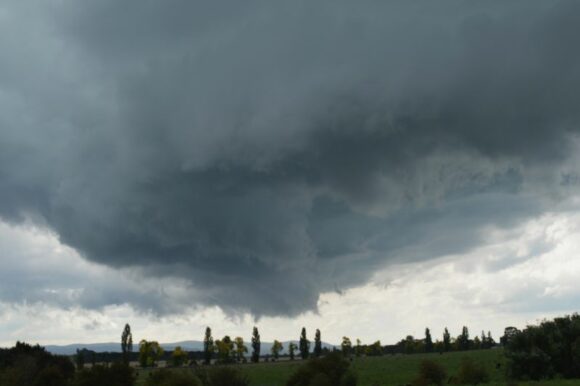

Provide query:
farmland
left=136, top=349, right=579, bottom=386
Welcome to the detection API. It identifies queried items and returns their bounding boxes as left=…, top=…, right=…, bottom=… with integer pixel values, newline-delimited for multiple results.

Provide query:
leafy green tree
left=203, top=327, right=214, bottom=365
left=138, top=340, right=163, bottom=367
left=121, top=324, right=133, bottom=365
left=425, top=328, right=433, bottom=353
left=234, top=337, right=248, bottom=362
left=299, top=327, right=310, bottom=360
left=443, top=328, right=451, bottom=352
left=289, top=342, right=298, bottom=360
left=251, top=326, right=261, bottom=363
left=341, top=337, right=352, bottom=357
left=170, top=346, right=187, bottom=367
left=506, top=314, right=580, bottom=379
left=0, top=342, right=75, bottom=386
left=215, top=336, right=234, bottom=364
left=271, top=340, right=283, bottom=359
left=501, top=326, right=520, bottom=346
left=314, top=329, right=322, bottom=357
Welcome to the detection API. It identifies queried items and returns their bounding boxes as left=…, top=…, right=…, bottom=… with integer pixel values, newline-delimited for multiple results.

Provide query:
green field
left=137, top=349, right=580, bottom=386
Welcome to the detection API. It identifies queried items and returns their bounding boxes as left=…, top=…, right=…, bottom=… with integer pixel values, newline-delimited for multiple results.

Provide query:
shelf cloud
left=1, top=0, right=580, bottom=316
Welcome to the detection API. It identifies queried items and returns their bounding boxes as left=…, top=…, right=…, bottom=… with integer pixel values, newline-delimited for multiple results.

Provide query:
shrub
left=456, top=358, right=489, bottom=385
left=340, top=371, right=358, bottom=386
left=286, top=352, right=356, bottom=386
left=412, top=360, right=447, bottom=386
left=309, top=373, right=332, bottom=386
left=146, top=369, right=202, bottom=386
left=194, top=366, right=250, bottom=386
left=72, top=363, right=135, bottom=386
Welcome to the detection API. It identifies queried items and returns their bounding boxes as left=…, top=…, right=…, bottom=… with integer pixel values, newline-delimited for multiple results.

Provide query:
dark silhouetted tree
left=121, top=323, right=133, bottom=365
left=203, top=327, right=213, bottom=365
left=289, top=342, right=297, bottom=360
left=487, top=331, right=495, bottom=347
left=314, top=329, right=322, bottom=357
left=251, top=326, right=260, bottom=363
left=299, top=327, right=310, bottom=360
left=425, top=328, right=433, bottom=353
left=501, top=326, right=520, bottom=346
left=75, top=348, right=85, bottom=370
left=443, top=328, right=451, bottom=352
left=458, top=326, right=470, bottom=351
left=341, top=337, right=352, bottom=357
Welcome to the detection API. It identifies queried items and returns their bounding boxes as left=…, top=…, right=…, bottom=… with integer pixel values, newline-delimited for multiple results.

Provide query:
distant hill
left=45, top=340, right=336, bottom=356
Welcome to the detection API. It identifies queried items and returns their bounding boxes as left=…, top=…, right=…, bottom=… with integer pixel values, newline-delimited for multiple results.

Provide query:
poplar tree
left=121, top=323, right=133, bottom=364
left=443, top=327, right=451, bottom=352
left=314, top=329, right=322, bottom=357
left=425, top=328, right=433, bottom=353
left=251, top=326, right=261, bottom=363
left=203, top=326, right=213, bottom=365
left=299, top=327, right=310, bottom=360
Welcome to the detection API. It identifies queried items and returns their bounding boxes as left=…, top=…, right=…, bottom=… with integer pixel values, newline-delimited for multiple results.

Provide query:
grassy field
left=136, top=349, right=580, bottom=386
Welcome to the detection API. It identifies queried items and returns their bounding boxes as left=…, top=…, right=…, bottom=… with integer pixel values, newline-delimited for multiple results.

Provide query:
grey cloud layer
left=1, top=1, right=580, bottom=315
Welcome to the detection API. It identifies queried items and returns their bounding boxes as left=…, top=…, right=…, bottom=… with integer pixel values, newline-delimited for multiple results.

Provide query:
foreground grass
left=136, top=349, right=579, bottom=386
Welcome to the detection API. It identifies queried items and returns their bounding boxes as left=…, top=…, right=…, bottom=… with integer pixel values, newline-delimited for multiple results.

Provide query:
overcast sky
left=1, top=0, right=580, bottom=346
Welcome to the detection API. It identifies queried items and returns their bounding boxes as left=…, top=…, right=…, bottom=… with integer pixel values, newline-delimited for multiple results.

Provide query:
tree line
left=2, top=313, right=580, bottom=385
left=131, top=324, right=501, bottom=368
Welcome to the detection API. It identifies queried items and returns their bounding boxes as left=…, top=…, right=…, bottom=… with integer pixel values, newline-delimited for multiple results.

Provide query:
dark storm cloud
left=1, top=0, right=580, bottom=315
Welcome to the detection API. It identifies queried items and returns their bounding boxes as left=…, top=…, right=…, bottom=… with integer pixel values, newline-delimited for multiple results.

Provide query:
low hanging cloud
left=1, top=0, right=580, bottom=316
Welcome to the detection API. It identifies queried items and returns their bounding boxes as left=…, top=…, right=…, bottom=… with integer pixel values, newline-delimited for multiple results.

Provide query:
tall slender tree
left=203, top=327, right=213, bottom=365
left=289, top=342, right=297, bottom=360
left=487, top=331, right=494, bottom=347
left=458, top=326, right=470, bottom=351
left=299, top=327, right=310, bottom=360
left=121, top=323, right=133, bottom=364
left=314, top=329, right=322, bottom=357
left=443, top=327, right=451, bottom=352
left=251, top=326, right=260, bottom=363
left=425, top=328, right=433, bottom=353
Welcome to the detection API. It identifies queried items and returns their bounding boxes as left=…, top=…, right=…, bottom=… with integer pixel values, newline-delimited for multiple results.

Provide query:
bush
left=412, top=360, right=447, bottom=386
left=146, top=369, right=202, bottom=386
left=72, top=363, right=135, bottom=386
left=456, top=358, right=489, bottom=385
left=194, top=366, right=250, bottom=386
left=286, top=352, right=356, bottom=386
left=340, top=371, right=358, bottom=386
left=309, top=373, right=332, bottom=386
